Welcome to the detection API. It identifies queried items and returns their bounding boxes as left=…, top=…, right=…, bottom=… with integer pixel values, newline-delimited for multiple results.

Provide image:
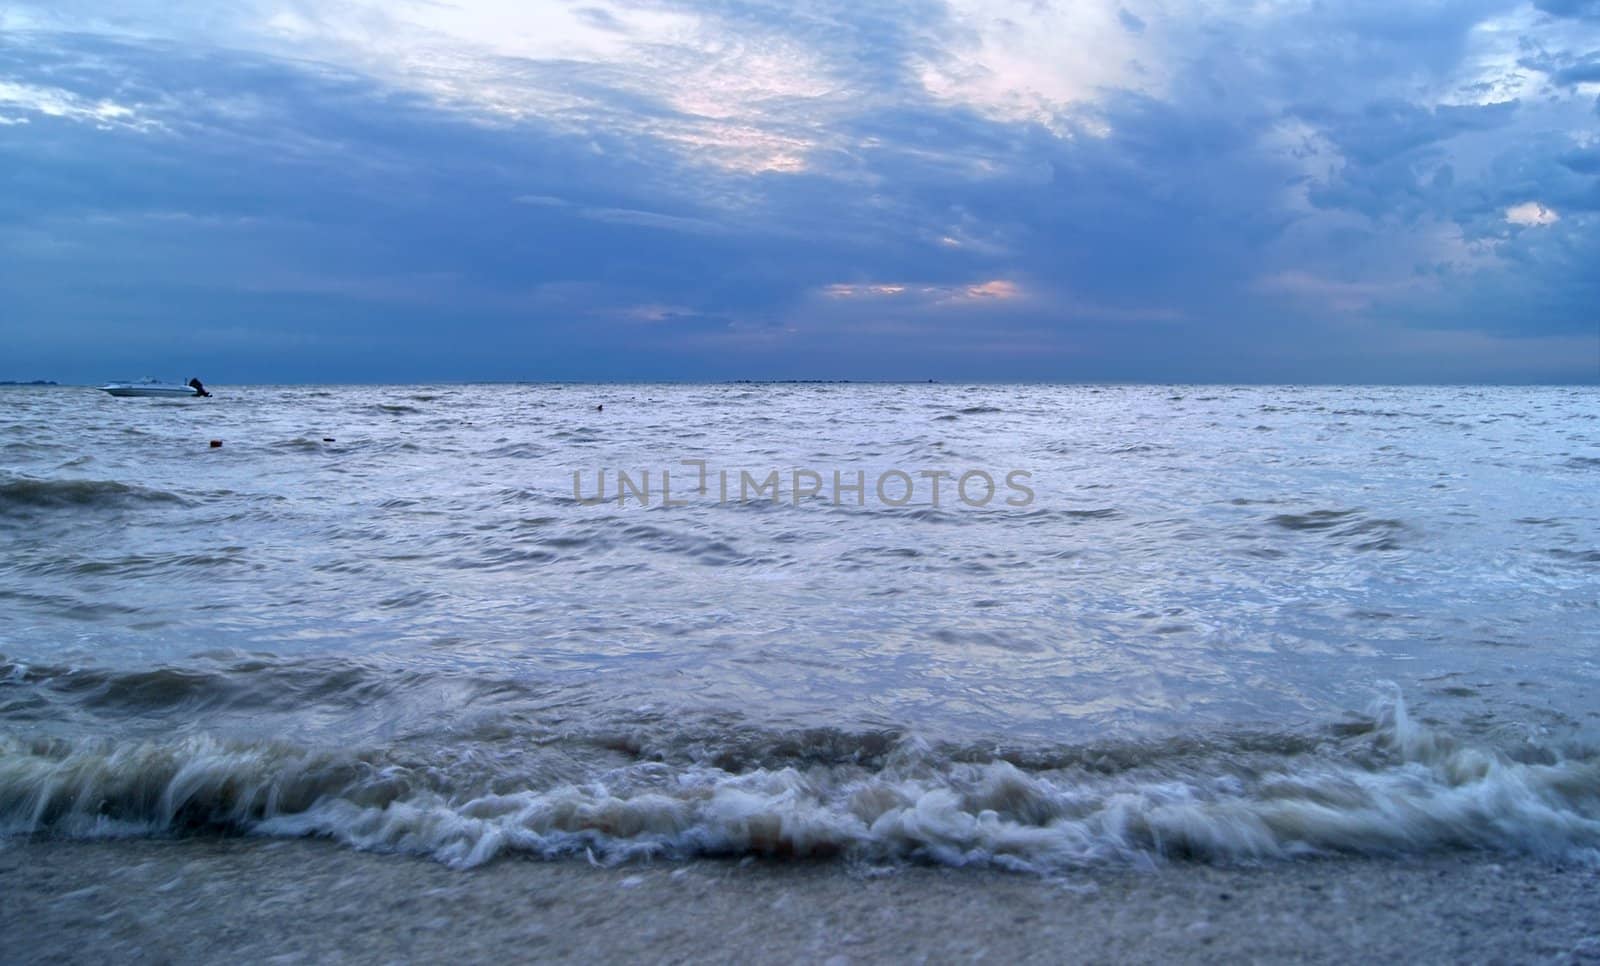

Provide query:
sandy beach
left=4, top=838, right=1598, bottom=964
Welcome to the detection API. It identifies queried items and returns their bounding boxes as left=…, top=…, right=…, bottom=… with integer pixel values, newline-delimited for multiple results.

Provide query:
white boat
left=99, top=381, right=202, bottom=398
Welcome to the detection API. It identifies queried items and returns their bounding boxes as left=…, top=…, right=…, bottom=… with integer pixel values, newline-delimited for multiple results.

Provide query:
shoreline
left=4, top=838, right=1597, bottom=963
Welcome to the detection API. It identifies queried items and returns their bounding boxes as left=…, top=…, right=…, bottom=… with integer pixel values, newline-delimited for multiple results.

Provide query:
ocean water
left=2, top=383, right=1598, bottom=871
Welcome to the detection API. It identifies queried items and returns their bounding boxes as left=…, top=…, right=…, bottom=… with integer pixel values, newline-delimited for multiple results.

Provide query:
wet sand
left=3, top=839, right=1598, bottom=964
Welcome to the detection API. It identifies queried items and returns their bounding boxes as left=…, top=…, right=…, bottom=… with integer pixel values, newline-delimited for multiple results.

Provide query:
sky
left=1, top=0, right=1598, bottom=383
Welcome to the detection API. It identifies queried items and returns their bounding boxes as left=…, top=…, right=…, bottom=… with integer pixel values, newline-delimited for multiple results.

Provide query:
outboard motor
left=188, top=377, right=211, bottom=398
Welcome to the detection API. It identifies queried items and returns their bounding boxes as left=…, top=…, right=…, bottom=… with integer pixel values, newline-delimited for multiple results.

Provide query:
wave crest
left=4, top=697, right=1599, bottom=871
left=0, top=476, right=184, bottom=513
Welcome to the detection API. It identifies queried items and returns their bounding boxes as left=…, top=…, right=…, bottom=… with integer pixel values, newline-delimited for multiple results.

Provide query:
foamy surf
left=4, top=696, right=1598, bottom=872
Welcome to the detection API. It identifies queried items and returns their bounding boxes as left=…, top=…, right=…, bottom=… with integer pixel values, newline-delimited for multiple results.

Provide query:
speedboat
left=99, top=381, right=202, bottom=398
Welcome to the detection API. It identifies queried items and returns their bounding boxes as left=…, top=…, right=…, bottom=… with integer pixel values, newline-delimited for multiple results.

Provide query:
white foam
left=4, top=696, right=1599, bottom=871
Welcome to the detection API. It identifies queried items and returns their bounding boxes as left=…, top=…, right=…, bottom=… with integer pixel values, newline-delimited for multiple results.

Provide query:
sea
left=2, top=383, right=1598, bottom=871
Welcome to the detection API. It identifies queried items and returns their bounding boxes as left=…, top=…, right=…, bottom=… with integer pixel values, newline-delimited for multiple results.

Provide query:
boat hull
left=99, top=384, right=200, bottom=398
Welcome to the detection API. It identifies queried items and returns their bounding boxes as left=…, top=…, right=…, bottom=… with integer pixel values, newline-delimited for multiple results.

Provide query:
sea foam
left=4, top=696, right=1597, bottom=871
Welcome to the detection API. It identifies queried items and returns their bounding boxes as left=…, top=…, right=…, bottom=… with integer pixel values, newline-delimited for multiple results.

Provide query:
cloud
left=0, top=0, right=1596, bottom=382
left=572, top=7, right=628, bottom=33
left=1533, top=0, right=1600, bottom=20
left=514, top=194, right=734, bottom=235
left=914, top=0, right=1158, bottom=131
left=1550, top=58, right=1600, bottom=87
left=959, top=279, right=1018, bottom=300
left=1505, top=201, right=1561, bottom=225
left=821, top=278, right=1019, bottom=302
left=1254, top=270, right=1427, bottom=313
left=823, top=283, right=909, bottom=298
left=1518, top=49, right=1600, bottom=89
left=261, top=0, right=893, bottom=175
left=0, top=79, right=151, bottom=129
left=1559, top=148, right=1600, bottom=174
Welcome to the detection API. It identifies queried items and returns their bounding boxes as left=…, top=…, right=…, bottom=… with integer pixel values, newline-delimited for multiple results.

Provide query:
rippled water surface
left=3, top=384, right=1598, bottom=869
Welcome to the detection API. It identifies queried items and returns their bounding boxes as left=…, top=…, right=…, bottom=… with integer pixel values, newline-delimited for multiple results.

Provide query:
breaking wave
left=4, top=696, right=1598, bottom=872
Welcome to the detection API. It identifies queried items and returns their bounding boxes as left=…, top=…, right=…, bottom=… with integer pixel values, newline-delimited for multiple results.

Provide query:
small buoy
left=596, top=404, right=603, bottom=412
left=209, top=440, right=222, bottom=448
